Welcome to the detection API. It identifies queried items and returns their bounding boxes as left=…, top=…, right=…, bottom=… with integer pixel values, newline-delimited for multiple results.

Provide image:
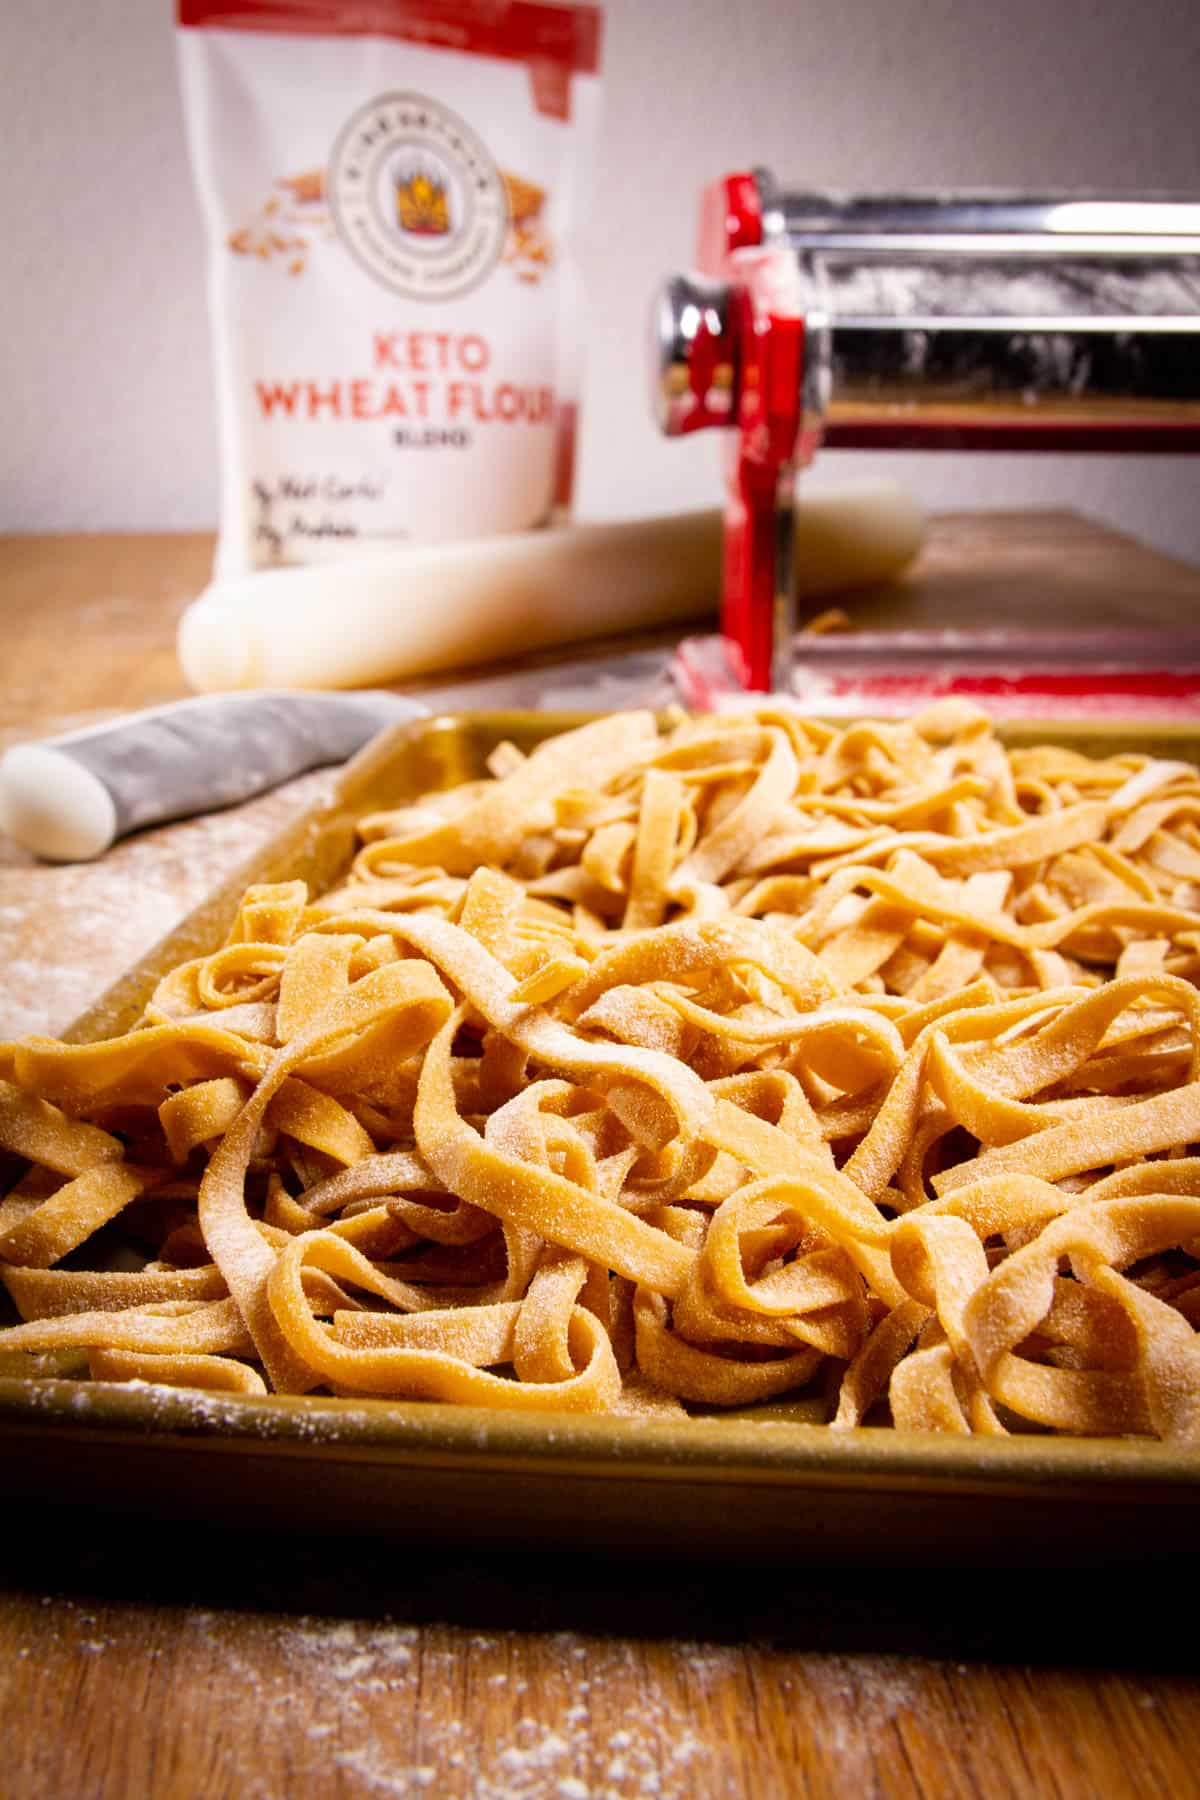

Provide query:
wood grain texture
left=2, top=519, right=1200, bottom=1799
left=1, top=1513, right=1198, bottom=1800
left=0, top=532, right=210, bottom=733
left=823, top=509, right=1200, bottom=633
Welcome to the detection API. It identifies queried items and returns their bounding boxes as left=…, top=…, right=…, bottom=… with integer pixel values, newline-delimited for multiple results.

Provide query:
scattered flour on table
left=14, top=1600, right=939, bottom=1799
left=812, top=1655, right=923, bottom=1770
left=178, top=1610, right=735, bottom=1800
left=0, top=766, right=336, bottom=1038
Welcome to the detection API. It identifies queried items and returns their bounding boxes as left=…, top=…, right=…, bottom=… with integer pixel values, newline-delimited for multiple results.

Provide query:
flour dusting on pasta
left=3, top=703, right=1200, bottom=1437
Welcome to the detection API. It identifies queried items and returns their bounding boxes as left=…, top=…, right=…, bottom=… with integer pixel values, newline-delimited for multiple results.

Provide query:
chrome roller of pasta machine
left=651, top=172, right=1200, bottom=691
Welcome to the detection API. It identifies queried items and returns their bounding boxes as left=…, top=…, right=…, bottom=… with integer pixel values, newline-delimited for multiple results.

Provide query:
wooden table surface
left=2, top=514, right=1199, bottom=1799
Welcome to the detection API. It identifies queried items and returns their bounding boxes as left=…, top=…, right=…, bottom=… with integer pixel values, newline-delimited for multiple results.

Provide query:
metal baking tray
left=3, top=710, right=1199, bottom=1562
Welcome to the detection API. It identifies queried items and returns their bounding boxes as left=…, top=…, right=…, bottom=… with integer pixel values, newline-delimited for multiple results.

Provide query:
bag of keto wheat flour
left=176, top=2, right=602, bottom=578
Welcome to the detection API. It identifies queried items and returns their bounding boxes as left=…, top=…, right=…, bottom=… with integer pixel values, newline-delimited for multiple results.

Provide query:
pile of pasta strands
left=4, top=702, right=1200, bottom=1439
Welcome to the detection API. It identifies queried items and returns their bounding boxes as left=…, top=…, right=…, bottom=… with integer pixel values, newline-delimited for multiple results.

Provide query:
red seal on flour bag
left=177, top=2, right=603, bottom=577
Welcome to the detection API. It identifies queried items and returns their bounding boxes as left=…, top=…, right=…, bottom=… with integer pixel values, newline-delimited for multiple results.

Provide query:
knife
left=0, top=690, right=425, bottom=863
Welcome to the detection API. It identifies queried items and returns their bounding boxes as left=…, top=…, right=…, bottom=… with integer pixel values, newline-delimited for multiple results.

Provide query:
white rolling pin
left=178, top=486, right=923, bottom=692
left=0, top=691, right=424, bottom=863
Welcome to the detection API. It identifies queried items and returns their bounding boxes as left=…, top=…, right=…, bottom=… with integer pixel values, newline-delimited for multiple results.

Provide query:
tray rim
left=2, top=1374, right=1198, bottom=1496
left=5, top=706, right=1200, bottom=1497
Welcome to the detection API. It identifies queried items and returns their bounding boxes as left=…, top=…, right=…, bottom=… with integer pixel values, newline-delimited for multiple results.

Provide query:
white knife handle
left=0, top=690, right=424, bottom=863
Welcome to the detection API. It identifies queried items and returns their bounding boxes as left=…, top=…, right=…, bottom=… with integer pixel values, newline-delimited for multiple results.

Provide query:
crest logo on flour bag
left=177, top=3, right=602, bottom=576
left=329, top=93, right=509, bottom=300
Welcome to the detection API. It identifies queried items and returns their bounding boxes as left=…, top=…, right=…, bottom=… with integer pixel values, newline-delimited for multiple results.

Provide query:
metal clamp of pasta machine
left=651, top=171, right=1200, bottom=692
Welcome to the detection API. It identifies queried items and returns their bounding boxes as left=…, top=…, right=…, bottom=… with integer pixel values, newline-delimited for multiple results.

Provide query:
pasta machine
left=651, top=171, right=1200, bottom=691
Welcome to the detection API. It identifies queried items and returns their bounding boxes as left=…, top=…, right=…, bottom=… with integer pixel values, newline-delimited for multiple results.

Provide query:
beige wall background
left=2, top=0, right=1199, bottom=564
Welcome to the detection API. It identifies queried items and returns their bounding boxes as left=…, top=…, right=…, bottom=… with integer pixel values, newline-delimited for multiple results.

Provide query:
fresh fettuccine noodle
left=3, top=701, right=1200, bottom=1438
